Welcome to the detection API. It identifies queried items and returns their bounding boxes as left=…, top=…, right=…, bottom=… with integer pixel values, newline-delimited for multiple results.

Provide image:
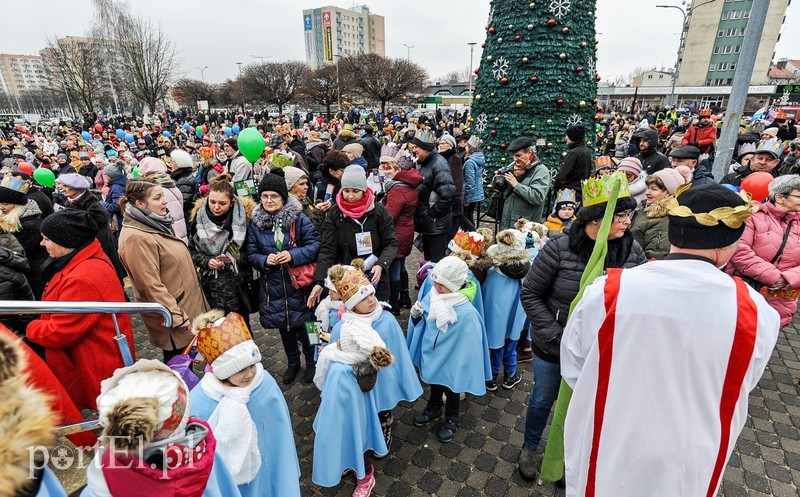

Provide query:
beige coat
left=118, top=216, right=209, bottom=350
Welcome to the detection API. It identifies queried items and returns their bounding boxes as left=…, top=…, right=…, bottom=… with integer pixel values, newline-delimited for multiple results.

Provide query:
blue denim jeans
left=389, top=258, right=404, bottom=283
left=524, top=355, right=562, bottom=449
left=489, top=338, right=518, bottom=378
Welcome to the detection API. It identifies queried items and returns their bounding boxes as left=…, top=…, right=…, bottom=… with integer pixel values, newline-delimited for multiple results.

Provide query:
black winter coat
left=69, top=191, right=127, bottom=282
left=721, top=166, right=779, bottom=188
left=245, top=198, right=321, bottom=331
left=170, top=168, right=198, bottom=220
left=360, top=134, right=382, bottom=170
left=313, top=200, right=398, bottom=301
left=521, top=228, right=646, bottom=363
left=415, top=150, right=456, bottom=235
left=79, top=162, right=99, bottom=188
left=27, top=188, right=53, bottom=219
left=635, top=129, right=671, bottom=175
left=0, top=245, right=34, bottom=334
left=554, top=140, right=593, bottom=201
left=441, top=149, right=464, bottom=216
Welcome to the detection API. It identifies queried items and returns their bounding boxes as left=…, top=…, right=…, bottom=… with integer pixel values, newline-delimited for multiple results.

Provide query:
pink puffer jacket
left=727, top=201, right=800, bottom=327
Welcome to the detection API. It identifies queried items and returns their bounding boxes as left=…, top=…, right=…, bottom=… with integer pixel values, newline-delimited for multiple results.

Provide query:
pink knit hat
left=138, top=157, right=168, bottom=175
left=652, top=168, right=687, bottom=195
left=617, top=157, right=643, bottom=176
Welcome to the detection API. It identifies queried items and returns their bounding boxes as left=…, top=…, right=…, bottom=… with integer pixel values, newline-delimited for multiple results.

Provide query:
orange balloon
left=94, top=123, right=103, bottom=132
left=18, top=162, right=33, bottom=174
left=740, top=171, right=773, bottom=202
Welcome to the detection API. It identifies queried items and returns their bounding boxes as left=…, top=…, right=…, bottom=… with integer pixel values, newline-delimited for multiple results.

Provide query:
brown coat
left=117, top=216, right=209, bottom=350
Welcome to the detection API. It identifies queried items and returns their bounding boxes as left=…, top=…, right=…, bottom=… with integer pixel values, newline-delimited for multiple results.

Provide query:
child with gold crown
left=327, top=260, right=422, bottom=451
left=189, top=311, right=301, bottom=497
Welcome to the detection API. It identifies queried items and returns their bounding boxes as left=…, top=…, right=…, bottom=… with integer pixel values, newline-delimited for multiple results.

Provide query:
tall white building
left=0, top=54, right=47, bottom=98
left=303, top=5, right=385, bottom=70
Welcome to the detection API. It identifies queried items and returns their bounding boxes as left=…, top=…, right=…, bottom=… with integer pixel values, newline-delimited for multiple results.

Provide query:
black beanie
left=668, top=184, right=749, bottom=249
left=40, top=210, right=98, bottom=249
left=567, top=123, right=586, bottom=141
left=258, top=169, right=288, bottom=202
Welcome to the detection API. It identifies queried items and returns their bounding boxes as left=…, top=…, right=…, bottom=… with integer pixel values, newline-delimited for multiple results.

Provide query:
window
left=731, top=10, right=741, bottom=19
left=709, top=63, right=716, bottom=72
left=723, top=45, right=733, bottom=54
left=721, top=10, right=729, bottom=19
left=738, top=27, right=746, bottom=36
left=647, top=74, right=653, bottom=79
left=730, top=63, right=737, bottom=71
left=744, top=9, right=750, bottom=18
left=718, top=62, right=728, bottom=71
left=734, top=44, right=741, bottom=53
left=714, top=46, right=721, bottom=54
left=718, top=30, right=725, bottom=37
left=727, top=28, right=737, bottom=36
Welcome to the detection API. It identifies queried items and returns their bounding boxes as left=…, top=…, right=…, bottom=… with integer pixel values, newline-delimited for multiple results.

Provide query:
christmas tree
left=470, top=0, right=599, bottom=176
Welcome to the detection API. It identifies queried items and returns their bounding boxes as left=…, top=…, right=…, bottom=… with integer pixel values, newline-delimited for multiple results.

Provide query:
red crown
left=448, top=229, right=487, bottom=259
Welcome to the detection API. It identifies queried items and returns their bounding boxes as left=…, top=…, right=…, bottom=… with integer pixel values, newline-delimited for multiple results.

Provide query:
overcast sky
left=5, top=0, right=800, bottom=84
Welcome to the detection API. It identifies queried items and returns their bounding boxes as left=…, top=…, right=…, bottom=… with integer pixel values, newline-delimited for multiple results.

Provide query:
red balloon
left=94, top=123, right=103, bottom=132
left=18, top=162, right=33, bottom=174
left=740, top=171, right=773, bottom=202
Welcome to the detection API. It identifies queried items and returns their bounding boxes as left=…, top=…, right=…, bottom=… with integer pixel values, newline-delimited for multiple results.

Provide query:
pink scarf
left=336, top=188, right=375, bottom=220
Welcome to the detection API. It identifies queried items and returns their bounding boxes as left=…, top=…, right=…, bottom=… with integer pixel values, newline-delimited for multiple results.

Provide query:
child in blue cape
left=189, top=310, right=301, bottom=497
left=407, top=256, right=492, bottom=443
left=482, top=229, right=531, bottom=391
left=312, top=320, right=394, bottom=496
left=328, top=262, right=423, bottom=450
left=315, top=268, right=347, bottom=333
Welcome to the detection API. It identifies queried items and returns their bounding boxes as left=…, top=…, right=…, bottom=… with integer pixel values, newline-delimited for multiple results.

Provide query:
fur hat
left=488, top=229, right=526, bottom=259
left=170, top=149, right=194, bottom=169
left=331, top=264, right=375, bottom=310
left=515, top=218, right=547, bottom=249
left=431, top=256, right=469, bottom=292
left=192, top=310, right=261, bottom=380
left=0, top=333, right=57, bottom=496
left=97, top=360, right=190, bottom=452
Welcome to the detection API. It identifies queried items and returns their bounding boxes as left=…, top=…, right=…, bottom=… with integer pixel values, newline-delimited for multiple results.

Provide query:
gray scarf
left=193, top=198, right=247, bottom=257
left=125, top=203, right=175, bottom=236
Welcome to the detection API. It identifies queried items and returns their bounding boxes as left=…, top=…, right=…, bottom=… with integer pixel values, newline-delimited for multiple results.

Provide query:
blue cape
left=406, top=292, right=492, bottom=395
left=189, top=374, right=301, bottom=497
left=330, top=311, right=423, bottom=411
left=313, top=361, right=387, bottom=487
left=328, top=307, right=341, bottom=332
left=39, top=468, right=67, bottom=497
left=482, top=267, right=527, bottom=349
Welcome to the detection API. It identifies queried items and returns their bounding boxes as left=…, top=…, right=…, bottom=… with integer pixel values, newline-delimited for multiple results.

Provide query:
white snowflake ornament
left=475, top=113, right=488, bottom=133
left=549, top=0, right=571, bottom=21
left=566, top=114, right=583, bottom=127
left=492, top=56, right=509, bottom=81
left=586, top=57, right=596, bottom=79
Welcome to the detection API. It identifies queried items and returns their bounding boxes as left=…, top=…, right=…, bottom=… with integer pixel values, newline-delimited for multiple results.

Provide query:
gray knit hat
left=340, top=165, right=367, bottom=191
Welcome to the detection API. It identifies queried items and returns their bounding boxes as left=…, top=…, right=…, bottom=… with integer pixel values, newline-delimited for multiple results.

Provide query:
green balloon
left=33, top=167, right=55, bottom=188
left=237, top=127, right=265, bottom=164
left=132, top=167, right=141, bottom=178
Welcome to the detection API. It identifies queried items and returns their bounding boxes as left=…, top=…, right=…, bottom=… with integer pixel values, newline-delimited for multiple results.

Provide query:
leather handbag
left=285, top=221, right=316, bottom=290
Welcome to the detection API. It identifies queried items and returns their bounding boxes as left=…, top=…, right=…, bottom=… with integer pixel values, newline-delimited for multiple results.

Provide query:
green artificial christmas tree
left=470, top=0, right=600, bottom=178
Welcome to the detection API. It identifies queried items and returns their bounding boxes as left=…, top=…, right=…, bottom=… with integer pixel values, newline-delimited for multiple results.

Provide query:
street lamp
left=657, top=0, right=717, bottom=107
left=467, top=42, right=477, bottom=115
left=403, top=43, right=414, bottom=62
left=195, top=66, right=208, bottom=83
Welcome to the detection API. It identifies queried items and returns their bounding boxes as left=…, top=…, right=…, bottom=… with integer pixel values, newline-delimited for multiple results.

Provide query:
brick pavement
left=59, top=310, right=800, bottom=496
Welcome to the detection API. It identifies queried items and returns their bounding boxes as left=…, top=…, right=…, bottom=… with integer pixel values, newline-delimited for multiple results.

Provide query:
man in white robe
left=561, top=184, right=780, bottom=497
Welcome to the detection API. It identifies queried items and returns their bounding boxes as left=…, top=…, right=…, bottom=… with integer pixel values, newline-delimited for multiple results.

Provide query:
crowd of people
left=0, top=102, right=796, bottom=496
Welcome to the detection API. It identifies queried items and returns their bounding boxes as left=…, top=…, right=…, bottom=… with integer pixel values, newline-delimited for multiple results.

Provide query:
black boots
left=389, top=280, right=401, bottom=316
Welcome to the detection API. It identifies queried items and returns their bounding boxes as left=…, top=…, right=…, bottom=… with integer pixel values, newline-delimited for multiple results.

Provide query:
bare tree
left=172, top=78, right=215, bottom=107
left=214, top=78, right=246, bottom=109
left=92, top=0, right=181, bottom=112
left=341, top=54, right=428, bottom=114
left=42, top=37, right=109, bottom=112
left=301, top=65, right=348, bottom=119
left=240, top=61, right=308, bottom=114
left=433, top=66, right=472, bottom=85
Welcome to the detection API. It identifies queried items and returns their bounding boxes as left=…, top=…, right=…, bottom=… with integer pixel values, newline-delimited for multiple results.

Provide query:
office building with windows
left=302, top=5, right=385, bottom=70
left=677, top=0, right=790, bottom=88
left=0, top=54, right=47, bottom=98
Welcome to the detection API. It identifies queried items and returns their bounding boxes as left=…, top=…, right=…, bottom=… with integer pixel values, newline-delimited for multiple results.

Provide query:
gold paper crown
left=333, top=267, right=373, bottom=305
left=595, top=156, right=613, bottom=169
left=416, top=128, right=436, bottom=144
left=556, top=189, right=576, bottom=205
left=666, top=186, right=756, bottom=228
left=194, top=312, right=252, bottom=365
left=448, top=229, right=487, bottom=259
left=581, top=171, right=631, bottom=207
left=0, top=175, right=29, bottom=194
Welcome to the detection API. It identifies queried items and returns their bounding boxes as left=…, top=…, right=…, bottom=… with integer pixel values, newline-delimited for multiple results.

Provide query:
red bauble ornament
left=481, top=42, right=486, bottom=48
left=474, top=68, right=480, bottom=75
left=530, top=75, right=538, bottom=83
left=576, top=66, right=583, bottom=72
left=596, top=75, right=602, bottom=82
left=557, top=98, right=564, bottom=105
left=489, top=26, right=496, bottom=34
left=547, top=18, right=556, bottom=27
left=592, top=98, right=598, bottom=104
left=596, top=106, right=604, bottom=112
left=501, top=77, right=509, bottom=85
left=515, top=35, right=521, bottom=41
left=491, top=129, right=497, bottom=136
left=500, top=143, right=507, bottom=149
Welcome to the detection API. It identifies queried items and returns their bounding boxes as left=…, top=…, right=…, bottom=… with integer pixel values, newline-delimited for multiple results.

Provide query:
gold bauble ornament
left=557, top=79, right=563, bottom=85
left=486, top=55, right=493, bottom=62
left=529, top=2, right=536, bottom=9
left=522, top=56, right=529, bottom=63
left=562, top=27, right=570, bottom=34
left=579, top=101, right=586, bottom=108
left=469, top=117, right=475, bottom=123
left=475, top=94, right=482, bottom=101
left=562, top=151, right=568, bottom=157
left=493, top=116, right=500, bottom=123
left=490, top=92, right=495, bottom=97
left=500, top=157, right=507, bottom=163
left=486, top=145, right=493, bottom=151
left=547, top=142, right=553, bottom=148
left=516, top=100, right=523, bottom=107
left=530, top=124, right=536, bottom=130
left=559, top=53, right=566, bottom=60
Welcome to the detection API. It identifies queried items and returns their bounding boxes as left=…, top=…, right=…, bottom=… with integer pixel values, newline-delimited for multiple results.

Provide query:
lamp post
left=403, top=43, right=414, bottom=62
left=195, top=66, right=208, bottom=83
left=334, top=54, right=342, bottom=115
left=657, top=0, right=717, bottom=107
left=467, top=42, right=477, bottom=116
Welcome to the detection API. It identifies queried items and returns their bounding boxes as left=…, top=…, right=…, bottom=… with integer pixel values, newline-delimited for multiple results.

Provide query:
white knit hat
left=431, top=256, right=469, bottom=292
left=339, top=320, right=387, bottom=358
left=170, top=149, right=194, bottom=169
left=283, top=166, right=307, bottom=191
left=97, top=360, right=189, bottom=443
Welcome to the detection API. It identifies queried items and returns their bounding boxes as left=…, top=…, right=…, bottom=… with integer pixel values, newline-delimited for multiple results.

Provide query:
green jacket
left=500, top=161, right=551, bottom=229
left=630, top=198, right=671, bottom=260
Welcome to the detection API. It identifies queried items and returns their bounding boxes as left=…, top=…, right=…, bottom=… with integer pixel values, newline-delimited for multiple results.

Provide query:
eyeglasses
left=614, top=210, right=634, bottom=222
left=782, top=194, right=800, bottom=200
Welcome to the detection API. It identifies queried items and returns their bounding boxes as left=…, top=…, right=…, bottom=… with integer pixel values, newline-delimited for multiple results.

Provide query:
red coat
left=27, top=239, right=135, bottom=411
left=382, top=168, right=422, bottom=259
left=680, top=123, right=717, bottom=153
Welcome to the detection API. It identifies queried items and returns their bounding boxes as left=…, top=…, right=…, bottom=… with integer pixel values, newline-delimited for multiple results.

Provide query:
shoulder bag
left=285, top=221, right=316, bottom=290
